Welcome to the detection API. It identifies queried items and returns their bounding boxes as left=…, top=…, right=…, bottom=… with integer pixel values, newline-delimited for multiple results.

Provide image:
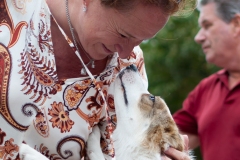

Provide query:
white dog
left=87, top=64, right=193, bottom=160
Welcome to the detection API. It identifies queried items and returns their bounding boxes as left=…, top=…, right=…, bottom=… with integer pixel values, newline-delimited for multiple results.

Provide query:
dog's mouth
left=118, top=64, right=138, bottom=78
left=118, top=64, right=138, bottom=106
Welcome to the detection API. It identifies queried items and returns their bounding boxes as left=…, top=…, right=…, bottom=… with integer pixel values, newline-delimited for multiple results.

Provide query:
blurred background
left=140, top=9, right=219, bottom=160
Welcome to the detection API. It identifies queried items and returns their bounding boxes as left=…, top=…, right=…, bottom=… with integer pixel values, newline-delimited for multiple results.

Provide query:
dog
left=86, top=64, right=193, bottom=160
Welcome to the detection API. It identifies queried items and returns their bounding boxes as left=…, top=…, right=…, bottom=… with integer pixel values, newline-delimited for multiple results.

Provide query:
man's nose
left=194, top=29, right=205, bottom=44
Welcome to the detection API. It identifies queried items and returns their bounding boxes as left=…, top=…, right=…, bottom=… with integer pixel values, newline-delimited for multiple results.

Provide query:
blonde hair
left=101, top=0, right=196, bottom=15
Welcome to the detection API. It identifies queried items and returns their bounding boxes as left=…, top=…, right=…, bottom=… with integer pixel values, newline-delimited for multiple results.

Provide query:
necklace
left=65, top=0, right=113, bottom=138
left=65, top=0, right=95, bottom=75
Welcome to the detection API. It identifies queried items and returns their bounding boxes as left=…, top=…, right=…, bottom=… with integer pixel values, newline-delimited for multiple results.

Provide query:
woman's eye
left=149, top=95, right=155, bottom=102
left=120, top=33, right=127, bottom=38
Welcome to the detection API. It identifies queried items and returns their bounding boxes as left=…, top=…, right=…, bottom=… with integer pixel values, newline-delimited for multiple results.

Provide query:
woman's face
left=71, top=0, right=169, bottom=60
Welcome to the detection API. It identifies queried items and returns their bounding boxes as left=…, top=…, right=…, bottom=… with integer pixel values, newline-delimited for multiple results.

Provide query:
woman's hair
left=199, top=0, right=240, bottom=23
left=101, top=0, right=196, bottom=15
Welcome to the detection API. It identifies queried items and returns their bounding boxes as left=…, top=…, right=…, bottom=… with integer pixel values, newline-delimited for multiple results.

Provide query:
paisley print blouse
left=0, top=0, right=148, bottom=159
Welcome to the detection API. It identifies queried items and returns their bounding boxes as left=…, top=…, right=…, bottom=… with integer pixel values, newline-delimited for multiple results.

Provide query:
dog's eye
left=149, top=95, right=155, bottom=102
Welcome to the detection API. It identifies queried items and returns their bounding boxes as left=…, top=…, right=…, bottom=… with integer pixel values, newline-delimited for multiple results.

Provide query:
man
left=173, top=0, right=240, bottom=159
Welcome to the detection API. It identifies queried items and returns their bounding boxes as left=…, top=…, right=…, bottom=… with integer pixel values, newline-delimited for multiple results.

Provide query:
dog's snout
left=126, top=64, right=138, bottom=72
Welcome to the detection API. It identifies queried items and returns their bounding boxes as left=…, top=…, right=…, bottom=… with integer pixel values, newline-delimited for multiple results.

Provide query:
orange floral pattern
left=33, top=108, right=49, bottom=137
left=65, top=79, right=92, bottom=110
left=0, top=128, right=19, bottom=160
left=48, top=102, right=74, bottom=133
left=35, top=143, right=61, bottom=160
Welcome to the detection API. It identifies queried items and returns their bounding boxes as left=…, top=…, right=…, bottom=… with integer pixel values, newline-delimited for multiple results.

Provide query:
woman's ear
left=84, top=0, right=91, bottom=7
left=231, top=14, right=240, bottom=37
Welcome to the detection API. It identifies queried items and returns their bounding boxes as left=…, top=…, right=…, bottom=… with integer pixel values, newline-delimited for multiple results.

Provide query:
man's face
left=194, top=2, right=237, bottom=67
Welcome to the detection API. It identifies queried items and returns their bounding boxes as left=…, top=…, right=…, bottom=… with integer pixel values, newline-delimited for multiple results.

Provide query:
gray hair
left=198, top=0, right=240, bottom=23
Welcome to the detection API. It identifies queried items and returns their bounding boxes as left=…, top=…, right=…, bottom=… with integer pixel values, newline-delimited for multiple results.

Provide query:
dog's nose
left=126, top=64, right=138, bottom=72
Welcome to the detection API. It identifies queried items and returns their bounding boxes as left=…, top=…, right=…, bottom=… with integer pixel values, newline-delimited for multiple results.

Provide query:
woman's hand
left=161, top=135, right=192, bottom=160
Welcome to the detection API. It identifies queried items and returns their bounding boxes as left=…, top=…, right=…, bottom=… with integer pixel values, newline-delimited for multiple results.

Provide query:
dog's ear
left=143, top=125, right=163, bottom=150
left=149, top=125, right=163, bottom=143
left=151, top=96, right=185, bottom=152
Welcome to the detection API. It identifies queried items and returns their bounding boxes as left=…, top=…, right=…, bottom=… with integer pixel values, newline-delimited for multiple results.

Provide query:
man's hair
left=199, top=0, right=240, bottom=23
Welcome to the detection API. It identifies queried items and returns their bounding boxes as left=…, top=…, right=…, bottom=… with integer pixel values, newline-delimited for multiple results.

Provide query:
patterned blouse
left=0, top=0, right=148, bottom=159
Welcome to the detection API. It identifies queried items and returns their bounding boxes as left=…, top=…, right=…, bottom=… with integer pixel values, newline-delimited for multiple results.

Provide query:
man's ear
left=231, top=14, right=240, bottom=37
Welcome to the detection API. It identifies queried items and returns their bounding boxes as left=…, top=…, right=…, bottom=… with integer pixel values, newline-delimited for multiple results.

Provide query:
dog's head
left=112, top=64, right=151, bottom=123
left=112, top=64, right=170, bottom=126
left=110, top=64, right=184, bottom=152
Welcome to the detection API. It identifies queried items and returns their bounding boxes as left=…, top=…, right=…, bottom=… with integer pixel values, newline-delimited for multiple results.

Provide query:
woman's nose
left=114, top=43, right=134, bottom=59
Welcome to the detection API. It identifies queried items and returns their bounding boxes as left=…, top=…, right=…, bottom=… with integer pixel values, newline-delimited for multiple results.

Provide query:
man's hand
left=161, top=135, right=192, bottom=160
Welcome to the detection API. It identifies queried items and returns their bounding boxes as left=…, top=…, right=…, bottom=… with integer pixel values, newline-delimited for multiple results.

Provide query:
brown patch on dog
left=139, top=94, right=184, bottom=153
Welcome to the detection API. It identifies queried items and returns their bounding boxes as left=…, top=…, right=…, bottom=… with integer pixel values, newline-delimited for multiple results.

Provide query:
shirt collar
left=216, top=69, right=229, bottom=87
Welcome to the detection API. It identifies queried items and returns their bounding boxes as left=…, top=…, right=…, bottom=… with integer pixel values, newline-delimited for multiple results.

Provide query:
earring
left=83, top=5, right=87, bottom=12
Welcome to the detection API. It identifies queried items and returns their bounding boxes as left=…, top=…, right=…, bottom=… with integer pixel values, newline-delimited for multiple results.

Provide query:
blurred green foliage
left=140, top=10, right=219, bottom=160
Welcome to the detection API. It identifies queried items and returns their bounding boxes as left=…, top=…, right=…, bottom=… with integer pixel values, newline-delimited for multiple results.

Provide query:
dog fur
left=87, top=64, right=192, bottom=160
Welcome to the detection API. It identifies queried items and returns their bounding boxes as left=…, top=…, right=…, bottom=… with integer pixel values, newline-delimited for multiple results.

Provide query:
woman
left=0, top=0, right=193, bottom=159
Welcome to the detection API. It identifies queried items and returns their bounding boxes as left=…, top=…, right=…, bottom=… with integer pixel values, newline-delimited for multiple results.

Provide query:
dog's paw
left=19, top=143, right=49, bottom=160
left=86, top=125, right=105, bottom=160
